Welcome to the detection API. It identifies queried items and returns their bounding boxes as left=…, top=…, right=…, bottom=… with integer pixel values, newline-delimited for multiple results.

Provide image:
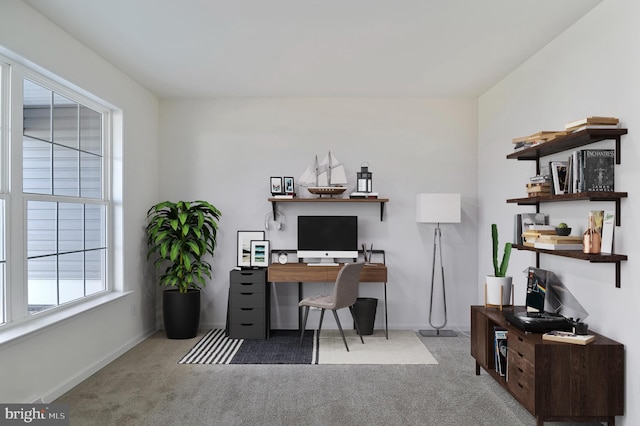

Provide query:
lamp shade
left=416, top=193, right=461, bottom=223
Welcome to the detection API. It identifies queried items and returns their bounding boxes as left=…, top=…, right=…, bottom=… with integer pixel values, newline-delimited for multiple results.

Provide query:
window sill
left=0, top=291, right=133, bottom=348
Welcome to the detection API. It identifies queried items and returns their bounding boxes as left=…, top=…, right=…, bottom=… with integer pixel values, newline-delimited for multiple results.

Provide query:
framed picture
left=550, top=161, right=568, bottom=195
left=250, top=240, right=270, bottom=268
left=283, top=176, right=295, bottom=195
left=237, top=231, right=265, bottom=267
left=270, top=177, right=283, bottom=195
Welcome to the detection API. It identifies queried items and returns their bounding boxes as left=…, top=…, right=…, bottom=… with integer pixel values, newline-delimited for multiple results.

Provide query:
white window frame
left=0, top=51, right=123, bottom=341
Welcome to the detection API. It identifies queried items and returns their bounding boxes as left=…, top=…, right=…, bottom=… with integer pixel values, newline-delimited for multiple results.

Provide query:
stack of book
left=522, top=228, right=557, bottom=247
left=534, top=234, right=583, bottom=250
left=526, top=182, right=551, bottom=197
left=512, top=130, right=568, bottom=151
left=527, top=182, right=551, bottom=197
left=565, top=116, right=620, bottom=133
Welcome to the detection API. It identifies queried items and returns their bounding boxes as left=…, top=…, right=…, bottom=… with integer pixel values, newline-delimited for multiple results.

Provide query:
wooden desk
left=268, top=263, right=389, bottom=338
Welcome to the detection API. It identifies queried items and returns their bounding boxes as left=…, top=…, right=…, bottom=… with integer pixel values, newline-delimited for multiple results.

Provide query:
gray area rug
left=179, top=329, right=438, bottom=365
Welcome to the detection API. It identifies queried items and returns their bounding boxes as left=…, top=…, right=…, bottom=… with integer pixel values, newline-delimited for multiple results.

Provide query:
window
left=0, top=53, right=113, bottom=328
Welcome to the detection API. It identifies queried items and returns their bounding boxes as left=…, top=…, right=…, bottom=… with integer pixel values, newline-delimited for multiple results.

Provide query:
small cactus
left=492, top=224, right=512, bottom=277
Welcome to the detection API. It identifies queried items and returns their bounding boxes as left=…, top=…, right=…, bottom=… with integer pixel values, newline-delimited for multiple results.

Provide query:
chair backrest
left=331, top=262, right=365, bottom=310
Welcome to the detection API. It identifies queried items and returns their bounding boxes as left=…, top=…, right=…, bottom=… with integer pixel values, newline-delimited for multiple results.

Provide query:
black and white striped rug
left=178, top=329, right=438, bottom=365
left=178, top=329, right=318, bottom=364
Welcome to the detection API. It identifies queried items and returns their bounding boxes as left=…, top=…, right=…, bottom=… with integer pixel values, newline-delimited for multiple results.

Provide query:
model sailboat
left=299, top=151, right=348, bottom=196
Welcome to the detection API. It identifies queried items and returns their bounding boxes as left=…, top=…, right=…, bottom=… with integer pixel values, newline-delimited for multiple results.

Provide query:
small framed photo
left=250, top=240, right=270, bottom=268
left=270, top=177, right=283, bottom=195
left=237, top=231, right=265, bottom=267
left=283, top=176, right=295, bottom=195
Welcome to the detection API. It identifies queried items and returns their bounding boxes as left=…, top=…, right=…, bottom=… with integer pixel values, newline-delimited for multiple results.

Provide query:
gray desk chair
left=299, top=262, right=365, bottom=351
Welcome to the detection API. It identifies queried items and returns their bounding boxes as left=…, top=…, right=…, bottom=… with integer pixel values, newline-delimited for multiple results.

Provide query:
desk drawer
left=231, top=307, right=265, bottom=323
left=231, top=270, right=266, bottom=283
left=230, top=291, right=265, bottom=309
left=230, top=280, right=266, bottom=294
left=229, top=322, right=266, bottom=339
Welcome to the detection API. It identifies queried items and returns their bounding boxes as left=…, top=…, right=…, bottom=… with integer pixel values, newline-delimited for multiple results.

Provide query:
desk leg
left=384, top=281, right=388, bottom=339
left=298, top=281, right=303, bottom=331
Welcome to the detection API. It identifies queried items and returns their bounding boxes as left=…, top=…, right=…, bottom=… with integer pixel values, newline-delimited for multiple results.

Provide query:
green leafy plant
left=146, top=200, right=221, bottom=293
left=492, top=223, right=512, bottom=277
left=558, top=222, right=568, bottom=228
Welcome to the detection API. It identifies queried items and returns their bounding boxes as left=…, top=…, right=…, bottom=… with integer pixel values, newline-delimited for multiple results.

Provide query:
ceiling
left=23, top=0, right=602, bottom=99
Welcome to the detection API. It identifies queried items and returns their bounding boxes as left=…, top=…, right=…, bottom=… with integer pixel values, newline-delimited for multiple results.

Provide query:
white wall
left=159, top=98, right=478, bottom=331
left=478, top=0, right=639, bottom=424
left=0, top=1, right=160, bottom=402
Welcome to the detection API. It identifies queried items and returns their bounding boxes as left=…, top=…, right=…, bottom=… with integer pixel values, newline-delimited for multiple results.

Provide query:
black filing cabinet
left=229, top=269, right=269, bottom=339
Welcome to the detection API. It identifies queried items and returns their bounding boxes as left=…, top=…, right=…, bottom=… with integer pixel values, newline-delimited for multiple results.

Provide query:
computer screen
left=297, top=216, right=358, bottom=261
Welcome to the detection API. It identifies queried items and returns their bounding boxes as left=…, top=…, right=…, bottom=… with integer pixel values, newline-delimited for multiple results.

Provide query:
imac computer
left=297, top=216, right=358, bottom=265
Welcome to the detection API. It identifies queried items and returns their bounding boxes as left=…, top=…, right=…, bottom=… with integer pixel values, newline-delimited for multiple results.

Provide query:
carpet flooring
left=178, top=329, right=438, bottom=365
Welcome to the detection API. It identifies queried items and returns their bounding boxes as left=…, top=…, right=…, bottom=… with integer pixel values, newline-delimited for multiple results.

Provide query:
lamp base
left=419, top=329, right=457, bottom=337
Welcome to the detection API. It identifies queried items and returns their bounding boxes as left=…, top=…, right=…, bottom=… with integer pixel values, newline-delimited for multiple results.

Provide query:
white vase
left=485, top=275, right=513, bottom=307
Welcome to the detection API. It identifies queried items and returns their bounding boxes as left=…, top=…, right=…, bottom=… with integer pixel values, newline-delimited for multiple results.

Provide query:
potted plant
left=485, top=223, right=513, bottom=308
left=555, top=222, right=572, bottom=236
left=146, top=200, right=221, bottom=339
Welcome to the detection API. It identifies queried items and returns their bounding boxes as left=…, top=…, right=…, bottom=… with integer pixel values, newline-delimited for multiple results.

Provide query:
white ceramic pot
left=485, top=275, right=513, bottom=306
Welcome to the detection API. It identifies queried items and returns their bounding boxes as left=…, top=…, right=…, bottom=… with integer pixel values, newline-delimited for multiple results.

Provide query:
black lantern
left=357, top=163, right=373, bottom=193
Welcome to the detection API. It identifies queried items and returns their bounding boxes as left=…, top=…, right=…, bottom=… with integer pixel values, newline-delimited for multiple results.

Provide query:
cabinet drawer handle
left=517, top=336, right=524, bottom=343
left=240, top=282, right=254, bottom=286
left=517, top=367, right=524, bottom=374
left=241, top=323, right=254, bottom=326
left=240, top=308, right=254, bottom=311
left=517, top=382, right=524, bottom=389
left=517, top=351, right=524, bottom=358
left=240, top=292, right=254, bottom=296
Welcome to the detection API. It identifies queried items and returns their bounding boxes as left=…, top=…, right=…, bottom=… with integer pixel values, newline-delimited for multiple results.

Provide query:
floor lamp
left=416, top=193, right=461, bottom=337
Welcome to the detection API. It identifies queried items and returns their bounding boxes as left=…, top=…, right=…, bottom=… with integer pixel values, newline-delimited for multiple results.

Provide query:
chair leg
left=318, top=309, right=325, bottom=335
left=349, top=306, right=365, bottom=344
left=300, top=305, right=310, bottom=347
left=332, top=310, right=349, bottom=352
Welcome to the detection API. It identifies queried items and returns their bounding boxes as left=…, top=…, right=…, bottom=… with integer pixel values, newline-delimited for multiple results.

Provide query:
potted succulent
left=555, top=222, right=572, bottom=236
left=485, top=224, right=513, bottom=308
left=146, top=200, right=221, bottom=339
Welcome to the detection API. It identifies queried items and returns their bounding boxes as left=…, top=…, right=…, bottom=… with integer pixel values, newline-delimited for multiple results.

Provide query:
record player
left=504, top=267, right=588, bottom=333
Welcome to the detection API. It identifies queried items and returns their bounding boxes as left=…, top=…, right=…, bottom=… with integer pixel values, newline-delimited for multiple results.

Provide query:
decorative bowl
left=555, top=227, right=572, bottom=236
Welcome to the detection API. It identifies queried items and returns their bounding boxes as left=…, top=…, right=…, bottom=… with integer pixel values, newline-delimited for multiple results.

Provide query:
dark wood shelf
left=268, top=197, right=389, bottom=221
left=506, top=128, right=627, bottom=163
left=507, top=192, right=627, bottom=225
left=507, top=126, right=628, bottom=288
left=513, top=244, right=627, bottom=288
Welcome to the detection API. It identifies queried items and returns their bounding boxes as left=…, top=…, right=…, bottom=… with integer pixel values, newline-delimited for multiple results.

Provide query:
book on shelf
left=527, top=224, right=555, bottom=231
left=568, top=123, right=621, bottom=133
left=536, top=235, right=582, bottom=243
left=530, top=174, right=550, bottom=183
left=583, top=149, right=615, bottom=192
left=542, top=330, right=595, bottom=345
left=534, top=242, right=584, bottom=250
left=600, top=210, right=615, bottom=254
left=494, top=327, right=508, bottom=377
left=564, top=116, right=619, bottom=130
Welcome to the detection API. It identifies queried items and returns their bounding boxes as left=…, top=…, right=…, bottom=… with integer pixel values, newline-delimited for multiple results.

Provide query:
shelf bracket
left=271, top=201, right=277, bottom=220
left=379, top=201, right=385, bottom=221
left=615, top=262, right=621, bottom=288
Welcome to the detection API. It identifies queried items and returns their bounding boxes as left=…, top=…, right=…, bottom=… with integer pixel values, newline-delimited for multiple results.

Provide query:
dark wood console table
left=471, top=306, right=624, bottom=426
